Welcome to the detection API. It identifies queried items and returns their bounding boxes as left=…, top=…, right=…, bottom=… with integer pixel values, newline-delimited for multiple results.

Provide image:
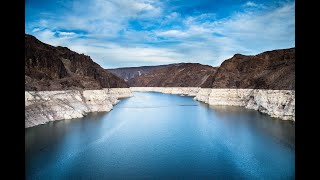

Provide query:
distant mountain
left=108, top=48, right=294, bottom=90
left=125, top=63, right=218, bottom=87
left=207, top=48, right=295, bottom=90
left=107, top=64, right=173, bottom=81
left=25, top=34, right=128, bottom=91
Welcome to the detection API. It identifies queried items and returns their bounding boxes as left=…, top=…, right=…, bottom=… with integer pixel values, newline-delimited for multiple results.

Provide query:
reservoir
left=25, top=92, right=295, bottom=179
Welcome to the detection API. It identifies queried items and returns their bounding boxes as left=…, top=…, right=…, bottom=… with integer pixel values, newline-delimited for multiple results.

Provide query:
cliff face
left=127, top=63, right=217, bottom=87
left=130, top=87, right=295, bottom=121
left=194, top=88, right=295, bottom=121
left=208, top=48, right=295, bottom=90
left=25, top=34, right=128, bottom=91
left=25, top=88, right=133, bottom=128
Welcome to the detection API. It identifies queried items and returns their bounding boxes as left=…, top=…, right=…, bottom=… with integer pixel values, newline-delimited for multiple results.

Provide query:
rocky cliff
left=207, top=48, right=295, bottom=90
left=25, top=88, right=133, bottom=128
left=194, top=88, right=295, bottom=121
left=25, top=34, right=128, bottom=91
left=130, top=87, right=295, bottom=121
left=25, top=34, right=133, bottom=128
left=127, top=63, right=217, bottom=87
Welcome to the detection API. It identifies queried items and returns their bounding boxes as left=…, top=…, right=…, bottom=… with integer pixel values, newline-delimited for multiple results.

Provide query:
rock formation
left=25, top=34, right=128, bottom=91
left=208, top=48, right=295, bottom=89
left=130, top=87, right=295, bottom=121
left=25, top=89, right=133, bottom=128
left=25, top=34, right=133, bottom=128
left=126, top=63, right=217, bottom=87
left=194, top=88, right=295, bottom=120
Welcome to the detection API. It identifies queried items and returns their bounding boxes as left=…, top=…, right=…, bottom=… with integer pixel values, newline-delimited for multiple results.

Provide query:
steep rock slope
left=208, top=48, right=295, bottom=90
left=127, top=63, right=217, bottom=87
left=25, top=34, right=128, bottom=91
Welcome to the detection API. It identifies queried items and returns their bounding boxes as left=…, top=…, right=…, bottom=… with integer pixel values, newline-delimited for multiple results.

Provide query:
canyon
left=109, top=63, right=217, bottom=87
left=109, top=48, right=295, bottom=89
left=25, top=34, right=295, bottom=128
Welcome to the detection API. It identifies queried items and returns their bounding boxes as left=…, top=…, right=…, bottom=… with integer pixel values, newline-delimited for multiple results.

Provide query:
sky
left=25, top=0, right=295, bottom=68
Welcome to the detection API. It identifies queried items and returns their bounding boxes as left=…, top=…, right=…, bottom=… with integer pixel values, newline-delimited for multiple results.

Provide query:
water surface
left=25, top=92, right=295, bottom=179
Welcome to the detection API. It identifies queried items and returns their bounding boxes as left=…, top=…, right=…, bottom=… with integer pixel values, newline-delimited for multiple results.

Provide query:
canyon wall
left=130, top=87, right=295, bottom=121
left=207, top=48, right=295, bottom=90
left=25, top=88, right=133, bottom=128
left=25, top=34, right=128, bottom=91
left=119, top=63, right=217, bottom=87
left=194, top=89, right=295, bottom=121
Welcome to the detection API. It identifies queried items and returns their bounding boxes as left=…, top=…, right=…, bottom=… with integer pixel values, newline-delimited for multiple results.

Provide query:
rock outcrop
left=194, top=89, right=295, bottom=121
left=25, top=34, right=128, bottom=91
left=207, top=48, right=295, bottom=90
left=25, top=34, right=133, bottom=128
left=127, top=63, right=217, bottom=87
left=130, top=87, right=295, bottom=121
left=25, top=88, right=133, bottom=128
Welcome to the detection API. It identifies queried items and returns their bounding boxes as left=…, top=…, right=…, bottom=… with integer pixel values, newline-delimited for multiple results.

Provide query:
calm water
left=25, top=92, right=295, bottom=179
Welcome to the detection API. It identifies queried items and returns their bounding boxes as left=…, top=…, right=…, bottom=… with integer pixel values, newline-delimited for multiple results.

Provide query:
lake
left=25, top=92, right=295, bottom=179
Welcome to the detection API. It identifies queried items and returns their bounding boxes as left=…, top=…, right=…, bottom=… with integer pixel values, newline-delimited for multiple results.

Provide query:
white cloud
left=57, top=31, right=76, bottom=37
left=32, top=28, right=41, bottom=32
left=49, top=0, right=163, bottom=38
left=245, top=1, right=258, bottom=7
left=156, top=30, right=188, bottom=37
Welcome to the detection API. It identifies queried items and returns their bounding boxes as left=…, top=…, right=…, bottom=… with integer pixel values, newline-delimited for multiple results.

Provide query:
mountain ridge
left=108, top=47, right=294, bottom=90
left=25, top=34, right=128, bottom=91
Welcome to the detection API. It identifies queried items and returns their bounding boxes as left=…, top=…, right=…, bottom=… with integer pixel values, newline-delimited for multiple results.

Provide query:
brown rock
left=126, top=63, right=217, bottom=87
left=25, top=34, right=128, bottom=91
left=209, top=48, right=295, bottom=90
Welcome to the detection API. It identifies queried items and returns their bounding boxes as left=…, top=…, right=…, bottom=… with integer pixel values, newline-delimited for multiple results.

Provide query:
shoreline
left=25, top=88, right=133, bottom=128
left=130, top=87, right=295, bottom=121
left=25, top=87, right=295, bottom=128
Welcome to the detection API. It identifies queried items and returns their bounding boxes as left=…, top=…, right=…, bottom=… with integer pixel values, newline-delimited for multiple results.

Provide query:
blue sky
left=26, top=0, right=295, bottom=68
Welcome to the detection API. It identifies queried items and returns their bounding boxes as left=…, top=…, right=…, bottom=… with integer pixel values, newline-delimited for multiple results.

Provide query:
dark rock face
left=107, top=65, right=172, bottom=81
left=209, top=48, right=295, bottom=90
left=25, top=34, right=128, bottom=91
left=127, top=63, right=218, bottom=87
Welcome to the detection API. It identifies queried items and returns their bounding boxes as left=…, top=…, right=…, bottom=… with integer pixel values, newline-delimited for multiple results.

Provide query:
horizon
left=26, top=0, right=295, bottom=69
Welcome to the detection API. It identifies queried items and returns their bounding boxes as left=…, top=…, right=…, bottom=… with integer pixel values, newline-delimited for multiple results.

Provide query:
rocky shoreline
left=130, top=87, right=295, bottom=121
left=25, top=87, right=294, bottom=128
left=25, top=88, right=133, bottom=128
